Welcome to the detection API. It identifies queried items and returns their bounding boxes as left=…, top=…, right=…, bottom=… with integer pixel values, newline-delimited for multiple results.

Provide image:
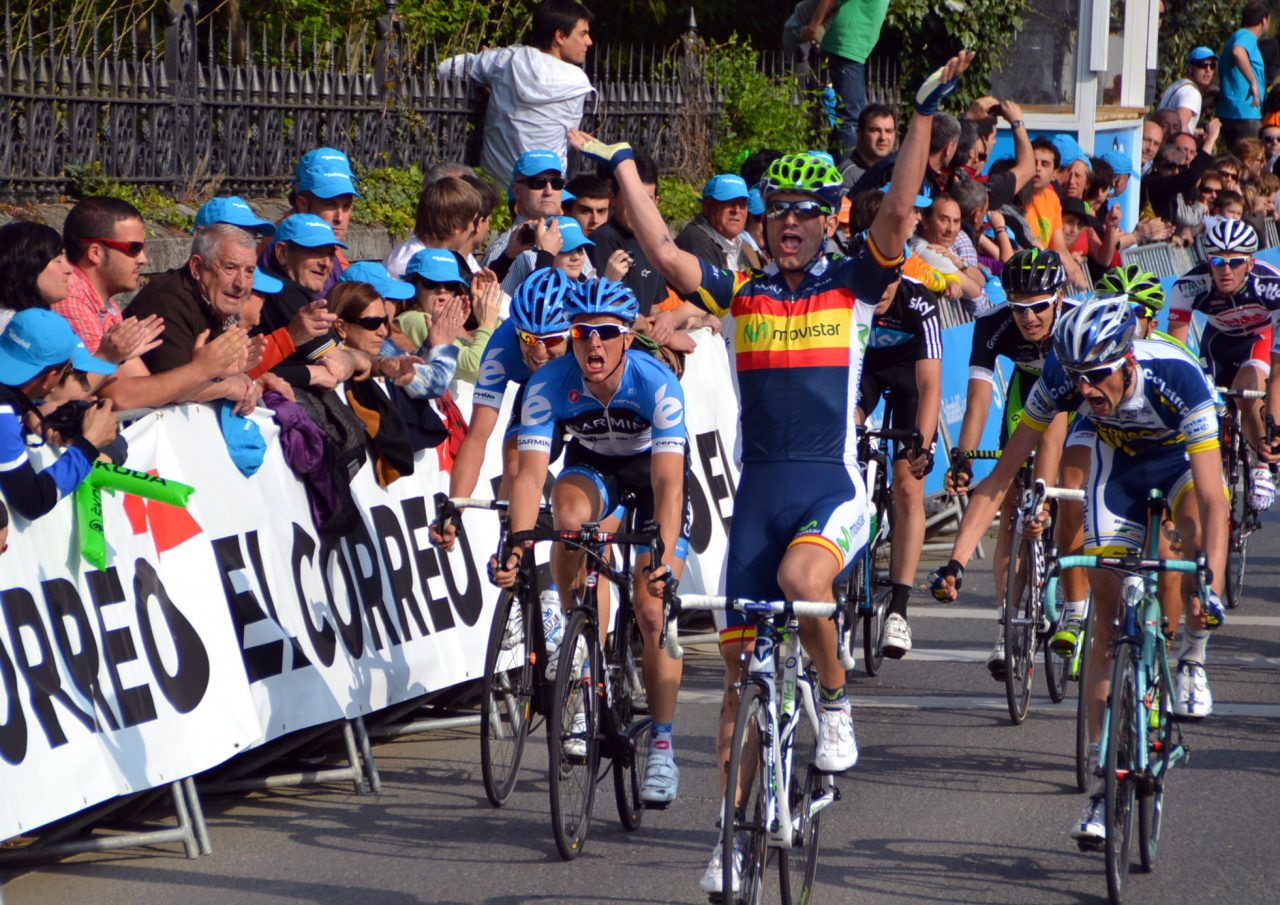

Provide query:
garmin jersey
left=687, top=240, right=902, bottom=465
left=518, top=350, right=687, bottom=457
left=866, top=277, right=943, bottom=369
left=1021, top=339, right=1218, bottom=457
left=968, top=299, right=1078, bottom=386
left=473, top=320, right=534, bottom=409
left=1168, top=266, right=1280, bottom=337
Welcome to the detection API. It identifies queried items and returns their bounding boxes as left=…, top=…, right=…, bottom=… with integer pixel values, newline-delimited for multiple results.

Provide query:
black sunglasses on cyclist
left=521, top=176, right=566, bottom=191
left=764, top=199, right=832, bottom=220
left=1209, top=255, right=1250, bottom=269
left=347, top=315, right=390, bottom=331
left=570, top=323, right=632, bottom=342
left=1011, top=299, right=1054, bottom=315
left=1066, top=358, right=1125, bottom=385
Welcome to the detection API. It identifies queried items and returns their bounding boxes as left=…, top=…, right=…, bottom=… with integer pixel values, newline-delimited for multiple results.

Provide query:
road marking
left=910, top=606, right=1280, bottom=628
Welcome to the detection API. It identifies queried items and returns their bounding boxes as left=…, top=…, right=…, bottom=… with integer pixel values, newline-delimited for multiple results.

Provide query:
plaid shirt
left=51, top=266, right=123, bottom=354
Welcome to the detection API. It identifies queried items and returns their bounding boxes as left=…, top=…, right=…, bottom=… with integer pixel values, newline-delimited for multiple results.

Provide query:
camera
left=43, top=399, right=95, bottom=440
left=517, top=222, right=538, bottom=244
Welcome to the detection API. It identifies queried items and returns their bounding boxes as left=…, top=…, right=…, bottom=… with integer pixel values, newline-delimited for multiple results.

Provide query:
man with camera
left=0, top=308, right=118, bottom=521
left=483, top=149, right=568, bottom=267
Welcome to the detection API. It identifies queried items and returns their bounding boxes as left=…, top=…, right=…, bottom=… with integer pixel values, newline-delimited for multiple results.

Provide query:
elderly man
left=1140, top=118, right=1164, bottom=178
left=917, top=193, right=988, bottom=314
left=484, top=149, right=567, bottom=267
left=1158, top=47, right=1218, bottom=133
left=675, top=174, right=755, bottom=270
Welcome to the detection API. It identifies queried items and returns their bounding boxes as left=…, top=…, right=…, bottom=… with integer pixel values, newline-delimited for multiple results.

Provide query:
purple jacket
left=264, top=390, right=343, bottom=532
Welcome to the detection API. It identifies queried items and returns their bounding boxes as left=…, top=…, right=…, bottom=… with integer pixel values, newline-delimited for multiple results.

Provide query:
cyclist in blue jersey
left=572, top=50, right=973, bottom=896
left=491, top=277, right=692, bottom=806
left=933, top=296, right=1228, bottom=848
left=434, top=269, right=573, bottom=550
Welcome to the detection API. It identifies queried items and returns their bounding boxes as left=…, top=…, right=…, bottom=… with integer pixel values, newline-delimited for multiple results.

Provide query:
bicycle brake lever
left=661, top=579, right=684, bottom=660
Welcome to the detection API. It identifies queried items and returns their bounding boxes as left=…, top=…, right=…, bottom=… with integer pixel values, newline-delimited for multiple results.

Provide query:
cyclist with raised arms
left=932, top=296, right=1228, bottom=848
left=570, top=50, right=973, bottom=896
left=1168, top=219, right=1280, bottom=510
left=946, top=248, right=1080, bottom=673
left=490, top=277, right=692, bottom=807
left=855, top=264, right=943, bottom=657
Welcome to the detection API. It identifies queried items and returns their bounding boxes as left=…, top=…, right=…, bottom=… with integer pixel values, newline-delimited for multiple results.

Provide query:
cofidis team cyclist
left=570, top=50, right=974, bottom=896
left=1169, top=219, right=1280, bottom=510
left=490, top=277, right=692, bottom=807
left=932, top=296, right=1228, bottom=849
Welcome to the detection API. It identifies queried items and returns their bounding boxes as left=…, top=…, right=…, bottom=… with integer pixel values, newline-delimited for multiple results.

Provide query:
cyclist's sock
left=1063, top=599, right=1087, bottom=623
left=1179, top=630, right=1209, bottom=665
left=818, top=684, right=848, bottom=711
left=888, top=583, right=911, bottom=619
left=651, top=721, right=674, bottom=755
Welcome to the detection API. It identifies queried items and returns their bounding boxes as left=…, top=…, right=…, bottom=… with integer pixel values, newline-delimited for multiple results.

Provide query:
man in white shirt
left=1157, top=47, right=1217, bottom=133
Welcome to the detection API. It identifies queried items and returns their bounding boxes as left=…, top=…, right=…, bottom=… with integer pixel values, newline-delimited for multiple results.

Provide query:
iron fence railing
left=0, top=1, right=900, bottom=198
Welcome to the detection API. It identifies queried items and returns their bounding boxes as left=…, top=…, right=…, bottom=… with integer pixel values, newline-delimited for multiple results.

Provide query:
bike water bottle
left=541, top=588, right=564, bottom=679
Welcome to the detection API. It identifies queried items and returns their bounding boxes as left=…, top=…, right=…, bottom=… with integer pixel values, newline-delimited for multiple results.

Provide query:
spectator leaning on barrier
left=438, top=0, right=595, bottom=182
left=484, top=149, right=566, bottom=268
left=675, top=174, right=756, bottom=271
left=917, top=192, right=988, bottom=315
left=1158, top=47, right=1218, bottom=133
left=0, top=308, right=118, bottom=521
left=839, top=102, right=897, bottom=188
left=1218, top=1, right=1271, bottom=147
left=384, top=176, right=484, bottom=279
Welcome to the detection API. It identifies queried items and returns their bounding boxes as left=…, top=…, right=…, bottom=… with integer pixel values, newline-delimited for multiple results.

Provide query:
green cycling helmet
left=760, top=153, right=845, bottom=210
left=1095, top=264, right=1166, bottom=313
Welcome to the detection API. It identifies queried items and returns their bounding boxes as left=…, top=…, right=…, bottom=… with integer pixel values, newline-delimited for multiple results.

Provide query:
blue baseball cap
left=561, top=189, right=577, bottom=206
left=1100, top=148, right=1135, bottom=178
left=0, top=308, right=115, bottom=386
left=404, top=248, right=468, bottom=287
left=512, top=150, right=564, bottom=181
left=1187, top=47, right=1218, bottom=64
left=339, top=261, right=416, bottom=301
left=274, top=214, right=348, bottom=249
left=1050, top=134, right=1091, bottom=169
left=252, top=269, right=284, bottom=295
left=701, top=174, right=751, bottom=203
left=879, top=181, right=933, bottom=208
left=553, top=217, right=594, bottom=253
left=195, top=196, right=276, bottom=236
left=295, top=147, right=361, bottom=199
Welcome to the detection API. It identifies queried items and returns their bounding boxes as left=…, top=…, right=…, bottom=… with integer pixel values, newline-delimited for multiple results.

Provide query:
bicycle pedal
left=881, top=646, right=906, bottom=660
left=642, top=800, right=671, bottom=811
left=1075, top=836, right=1105, bottom=854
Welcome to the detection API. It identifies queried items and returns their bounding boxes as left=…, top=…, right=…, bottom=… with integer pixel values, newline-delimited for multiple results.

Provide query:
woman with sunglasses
left=1168, top=218, right=1280, bottom=511
left=491, top=276, right=692, bottom=810
left=935, top=295, right=1228, bottom=847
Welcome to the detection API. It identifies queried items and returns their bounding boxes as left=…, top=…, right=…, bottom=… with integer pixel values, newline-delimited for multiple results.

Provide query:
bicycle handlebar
left=1054, top=553, right=1200, bottom=575
left=1215, top=386, right=1267, bottom=400
left=661, top=595, right=839, bottom=660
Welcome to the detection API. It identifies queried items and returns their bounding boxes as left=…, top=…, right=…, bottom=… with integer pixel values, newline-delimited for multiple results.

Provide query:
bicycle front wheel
left=547, top=608, right=600, bottom=860
left=724, top=682, right=770, bottom=905
left=480, top=588, right=535, bottom=807
left=1075, top=634, right=1091, bottom=795
left=1105, top=649, right=1139, bottom=903
left=1226, top=440, right=1251, bottom=609
left=1004, top=536, right=1038, bottom=724
left=611, top=609, right=650, bottom=831
left=779, top=684, right=823, bottom=905
left=1043, top=576, right=1070, bottom=704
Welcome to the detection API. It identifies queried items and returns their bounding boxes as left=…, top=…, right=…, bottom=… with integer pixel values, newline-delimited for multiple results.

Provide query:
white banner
left=0, top=329, right=740, bottom=840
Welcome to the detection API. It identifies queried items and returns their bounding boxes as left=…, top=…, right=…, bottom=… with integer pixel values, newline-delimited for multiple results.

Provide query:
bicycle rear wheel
left=862, top=588, right=888, bottom=678
left=1138, top=660, right=1174, bottom=873
left=611, top=610, right=650, bottom=831
left=1075, top=634, right=1091, bottom=795
left=480, top=588, right=535, bottom=807
left=779, top=684, right=823, bottom=905
left=1003, top=536, right=1037, bottom=724
left=1105, top=650, right=1138, bottom=904
left=547, top=608, right=600, bottom=860
left=724, top=682, right=770, bottom=905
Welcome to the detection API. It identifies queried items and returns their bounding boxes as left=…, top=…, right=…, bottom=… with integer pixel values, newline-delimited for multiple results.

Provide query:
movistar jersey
left=688, top=241, right=901, bottom=465
left=518, top=350, right=687, bottom=457
left=1021, top=339, right=1219, bottom=456
left=473, top=320, right=533, bottom=409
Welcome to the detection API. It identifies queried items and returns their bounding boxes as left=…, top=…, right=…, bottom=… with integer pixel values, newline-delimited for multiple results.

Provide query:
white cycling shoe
left=1072, top=793, right=1106, bottom=850
left=814, top=704, right=858, bottom=773
left=882, top=613, right=912, bottom=658
left=562, top=709, right=588, bottom=758
left=987, top=632, right=1007, bottom=680
left=699, top=833, right=747, bottom=896
left=1174, top=661, right=1213, bottom=719
left=1249, top=465, right=1276, bottom=511
left=640, top=748, right=679, bottom=805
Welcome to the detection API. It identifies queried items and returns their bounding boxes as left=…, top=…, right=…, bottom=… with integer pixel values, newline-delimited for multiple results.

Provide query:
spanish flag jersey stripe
left=731, top=288, right=858, bottom=318
left=866, top=231, right=907, bottom=269
left=788, top=534, right=845, bottom=570
left=738, top=347, right=854, bottom=370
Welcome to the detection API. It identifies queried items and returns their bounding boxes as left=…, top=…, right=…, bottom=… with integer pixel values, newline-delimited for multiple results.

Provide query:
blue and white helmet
left=1202, top=218, right=1259, bottom=255
left=1052, top=295, right=1136, bottom=370
left=510, top=267, right=572, bottom=335
left=566, top=277, right=639, bottom=324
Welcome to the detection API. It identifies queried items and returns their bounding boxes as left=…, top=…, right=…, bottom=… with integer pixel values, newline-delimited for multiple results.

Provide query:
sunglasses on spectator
left=764, top=199, right=832, bottom=220
left=1066, top=358, right=1126, bottom=385
left=1264, top=134, right=1280, bottom=144
left=570, top=323, right=632, bottom=342
left=346, top=315, right=390, bottom=331
left=1199, top=185, right=1221, bottom=196
left=1209, top=255, right=1251, bottom=269
left=1010, top=299, right=1054, bottom=315
left=516, top=328, right=569, bottom=349
left=79, top=236, right=146, bottom=257
left=1219, top=170, right=1240, bottom=180
left=1192, top=60, right=1217, bottom=70
left=520, top=176, right=566, bottom=191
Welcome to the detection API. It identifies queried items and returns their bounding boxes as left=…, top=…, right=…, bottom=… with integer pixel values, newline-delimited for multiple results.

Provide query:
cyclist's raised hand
left=929, top=560, right=965, bottom=602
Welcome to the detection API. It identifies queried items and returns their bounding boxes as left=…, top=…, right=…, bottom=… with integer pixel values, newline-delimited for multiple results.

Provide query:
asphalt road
left=5, top=515, right=1279, bottom=905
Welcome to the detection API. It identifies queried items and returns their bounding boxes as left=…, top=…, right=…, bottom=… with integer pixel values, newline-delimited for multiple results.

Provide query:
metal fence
left=0, top=1, right=900, bottom=198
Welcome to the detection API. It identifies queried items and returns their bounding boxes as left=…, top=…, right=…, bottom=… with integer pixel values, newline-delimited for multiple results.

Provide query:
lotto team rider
left=570, top=50, right=974, bottom=895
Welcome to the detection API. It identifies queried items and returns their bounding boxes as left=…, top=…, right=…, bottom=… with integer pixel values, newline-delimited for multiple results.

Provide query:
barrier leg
left=353, top=717, right=382, bottom=794
left=169, top=781, right=200, bottom=859
left=183, top=777, right=212, bottom=856
left=342, top=721, right=366, bottom=795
